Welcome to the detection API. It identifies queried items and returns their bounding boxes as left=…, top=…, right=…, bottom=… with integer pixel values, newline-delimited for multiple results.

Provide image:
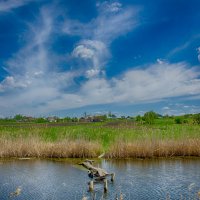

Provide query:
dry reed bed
left=0, top=137, right=101, bottom=158
left=106, top=139, right=200, bottom=158
left=1, top=137, right=200, bottom=158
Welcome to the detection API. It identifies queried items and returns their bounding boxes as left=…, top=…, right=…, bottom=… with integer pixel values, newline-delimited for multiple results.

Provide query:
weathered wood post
left=111, top=173, right=115, bottom=182
left=82, top=196, right=88, bottom=200
left=79, top=160, right=116, bottom=194
left=88, top=180, right=94, bottom=192
left=104, top=179, right=108, bottom=193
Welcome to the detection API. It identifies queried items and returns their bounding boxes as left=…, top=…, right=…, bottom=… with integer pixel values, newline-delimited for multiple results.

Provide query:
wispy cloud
left=93, top=1, right=138, bottom=42
left=112, top=62, right=200, bottom=103
left=7, top=60, right=199, bottom=116
left=96, top=2, right=122, bottom=13
left=167, top=41, right=191, bottom=57
left=1, top=52, right=200, bottom=116
left=55, top=62, right=198, bottom=113
left=72, top=40, right=109, bottom=78
left=161, top=104, right=200, bottom=116
left=0, top=0, right=33, bottom=12
left=197, top=47, right=200, bottom=62
left=63, top=1, right=139, bottom=78
left=5, top=7, right=52, bottom=76
left=162, top=106, right=170, bottom=110
left=167, top=35, right=200, bottom=58
left=0, top=5, right=75, bottom=115
left=63, top=2, right=138, bottom=42
left=0, top=1, right=200, bottom=116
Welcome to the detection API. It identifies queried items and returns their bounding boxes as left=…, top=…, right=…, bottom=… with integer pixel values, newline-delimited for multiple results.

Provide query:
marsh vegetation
left=0, top=113, right=200, bottom=158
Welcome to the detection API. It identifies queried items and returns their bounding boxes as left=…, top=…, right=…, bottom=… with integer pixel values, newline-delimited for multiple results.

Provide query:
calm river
left=0, top=158, right=200, bottom=199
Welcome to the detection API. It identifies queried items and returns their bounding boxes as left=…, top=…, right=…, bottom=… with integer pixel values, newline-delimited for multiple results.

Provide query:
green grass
left=0, top=119, right=200, bottom=158
left=0, top=119, right=199, bottom=148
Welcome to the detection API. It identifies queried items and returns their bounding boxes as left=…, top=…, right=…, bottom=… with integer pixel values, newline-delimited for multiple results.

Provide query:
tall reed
left=0, top=137, right=101, bottom=158
left=0, top=122, right=200, bottom=158
left=106, top=139, right=200, bottom=158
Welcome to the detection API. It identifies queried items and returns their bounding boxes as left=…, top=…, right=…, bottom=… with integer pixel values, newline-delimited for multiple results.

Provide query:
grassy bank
left=0, top=120, right=200, bottom=158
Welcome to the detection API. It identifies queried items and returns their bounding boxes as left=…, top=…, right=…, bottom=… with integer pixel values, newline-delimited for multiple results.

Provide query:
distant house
left=92, top=115, right=104, bottom=122
left=24, top=116, right=34, bottom=122
left=107, top=114, right=117, bottom=119
left=47, top=116, right=58, bottom=123
left=79, top=115, right=106, bottom=122
left=79, top=116, right=92, bottom=122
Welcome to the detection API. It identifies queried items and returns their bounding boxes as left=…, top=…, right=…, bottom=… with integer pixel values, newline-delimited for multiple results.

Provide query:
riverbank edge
left=1, top=155, right=200, bottom=161
left=1, top=156, right=200, bottom=164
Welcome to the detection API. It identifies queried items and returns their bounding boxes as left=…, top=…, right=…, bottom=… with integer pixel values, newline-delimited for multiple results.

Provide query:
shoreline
left=1, top=156, right=200, bottom=163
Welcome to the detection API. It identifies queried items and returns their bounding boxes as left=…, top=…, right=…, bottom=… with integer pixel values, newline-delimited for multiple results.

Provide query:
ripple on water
left=0, top=159, right=200, bottom=199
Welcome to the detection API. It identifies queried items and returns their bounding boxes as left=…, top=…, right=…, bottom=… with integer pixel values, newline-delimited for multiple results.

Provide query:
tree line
left=0, top=112, right=200, bottom=125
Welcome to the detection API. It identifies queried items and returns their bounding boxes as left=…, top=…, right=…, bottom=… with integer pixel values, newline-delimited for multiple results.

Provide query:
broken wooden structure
left=79, top=159, right=115, bottom=192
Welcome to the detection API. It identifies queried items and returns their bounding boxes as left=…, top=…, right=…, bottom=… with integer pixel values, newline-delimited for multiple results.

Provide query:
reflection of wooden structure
left=79, top=160, right=115, bottom=192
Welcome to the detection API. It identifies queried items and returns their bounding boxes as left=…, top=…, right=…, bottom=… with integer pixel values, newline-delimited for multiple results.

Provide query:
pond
left=0, top=158, right=200, bottom=199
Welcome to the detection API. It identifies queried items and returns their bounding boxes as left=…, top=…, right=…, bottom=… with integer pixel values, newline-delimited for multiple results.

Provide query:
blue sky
left=0, top=0, right=200, bottom=117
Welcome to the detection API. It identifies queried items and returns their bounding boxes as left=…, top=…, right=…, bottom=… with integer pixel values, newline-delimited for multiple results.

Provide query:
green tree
left=135, top=115, right=142, bottom=122
left=14, top=114, right=24, bottom=121
left=35, top=118, right=47, bottom=123
left=143, top=111, right=157, bottom=124
left=101, top=115, right=108, bottom=121
left=108, top=112, right=116, bottom=119
left=174, top=117, right=182, bottom=124
left=72, top=117, right=78, bottom=122
left=64, top=117, right=72, bottom=122
left=193, top=113, right=200, bottom=124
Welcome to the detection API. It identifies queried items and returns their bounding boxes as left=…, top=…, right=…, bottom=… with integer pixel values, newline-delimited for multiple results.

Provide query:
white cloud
left=72, top=40, right=109, bottom=77
left=0, top=76, right=30, bottom=91
left=156, top=58, right=165, bottom=64
left=93, top=2, right=138, bottom=42
left=65, top=2, right=139, bottom=78
left=167, top=35, right=200, bottom=58
left=1, top=57, right=200, bottom=116
left=162, top=107, right=170, bottom=110
left=86, top=69, right=101, bottom=78
left=197, top=47, right=200, bottom=62
left=183, top=105, right=189, bottom=108
left=0, top=0, right=33, bottom=12
left=1, top=76, right=15, bottom=88
left=0, top=4, right=68, bottom=114
left=80, top=78, right=113, bottom=104
left=161, top=104, right=200, bottom=116
left=96, top=2, right=122, bottom=13
left=112, top=62, right=200, bottom=103
left=108, top=2, right=122, bottom=12
left=45, top=61, right=200, bottom=113
left=5, top=6, right=54, bottom=77
left=63, top=1, right=138, bottom=42
left=1, top=1, right=200, bottom=116
left=167, top=41, right=191, bottom=58
left=138, top=111, right=145, bottom=115
left=73, top=45, right=95, bottom=59
left=0, top=5, right=76, bottom=115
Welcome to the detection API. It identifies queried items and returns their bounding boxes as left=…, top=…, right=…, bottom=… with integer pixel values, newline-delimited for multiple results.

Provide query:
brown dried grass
left=1, top=136, right=200, bottom=159
left=0, top=137, right=101, bottom=158
left=106, top=139, right=200, bottom=158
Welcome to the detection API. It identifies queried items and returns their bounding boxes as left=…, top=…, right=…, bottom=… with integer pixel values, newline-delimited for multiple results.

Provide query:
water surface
left=0, top=158, right=200, bottom=199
